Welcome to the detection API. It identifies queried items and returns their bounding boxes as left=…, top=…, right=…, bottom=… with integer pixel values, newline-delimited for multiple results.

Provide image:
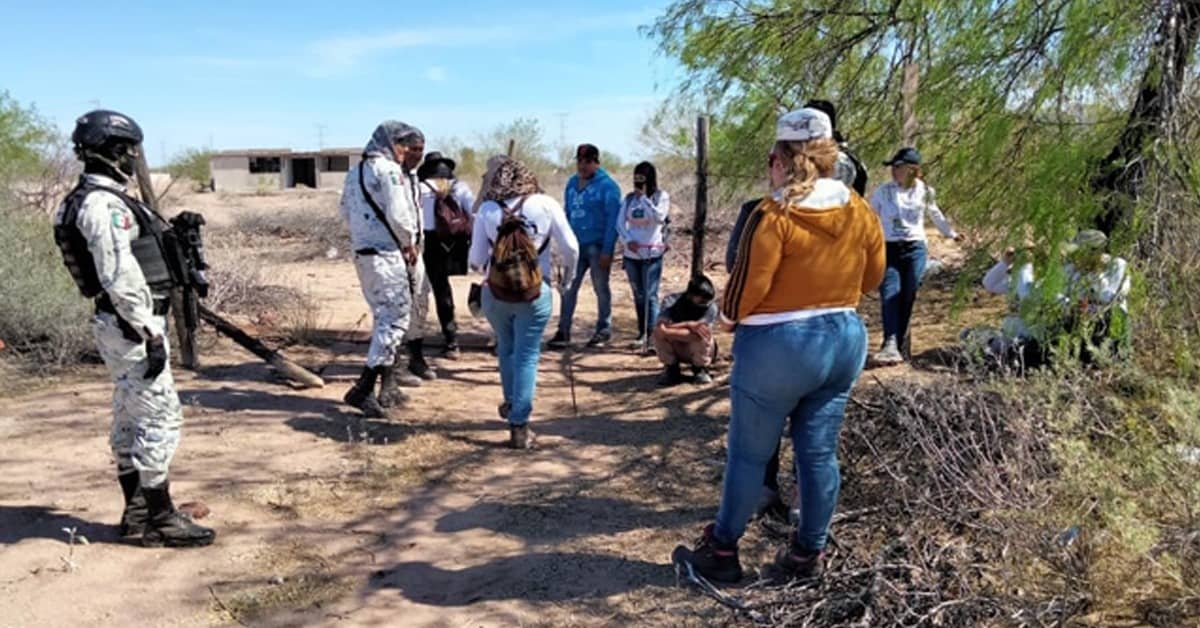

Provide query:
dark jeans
left=423, top=230, right=467, bottom=343
left=880, top=241, right=928, bottom=349
left=763, top=443, right=782, bottom=492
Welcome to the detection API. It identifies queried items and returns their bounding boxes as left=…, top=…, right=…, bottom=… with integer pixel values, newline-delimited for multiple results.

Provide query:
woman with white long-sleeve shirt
left=617, top=161, right=670, bottom=348
left=981, top=249, right=1038, bottom=344
left=468, top=158, right=579, bottom=449
left=869, top=147, right=961, bottom=364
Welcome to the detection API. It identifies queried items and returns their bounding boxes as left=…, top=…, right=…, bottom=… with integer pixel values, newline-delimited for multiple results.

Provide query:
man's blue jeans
left=482, top=283, right=553, bottom=426
left=880, top=241, right=928, bottom=346
left=714, top=312, right=867, bottom=552
left=623, top=256, right=663, bottom=339
left=557, top=242, right=612, bottom=337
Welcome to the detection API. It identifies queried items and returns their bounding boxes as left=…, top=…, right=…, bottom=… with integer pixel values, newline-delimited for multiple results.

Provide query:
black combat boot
left=117, top=467, right=148, bottom=538
left=142, top=482, right=216, bottom=548
left=344, top=366, right=388, bottom=418
left=407, top=339, right=437, bottom=381
left=377, top=365, right=410, bottom=409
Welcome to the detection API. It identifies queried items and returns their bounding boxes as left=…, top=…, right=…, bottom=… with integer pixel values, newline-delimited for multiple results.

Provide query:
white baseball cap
left=776, top=108, right=833, bottom=142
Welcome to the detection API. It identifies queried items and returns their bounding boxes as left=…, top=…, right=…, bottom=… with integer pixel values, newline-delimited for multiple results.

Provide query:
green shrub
left=165, top=147, right=213, bottom=192
left=0, top=206, right=92, bottom=369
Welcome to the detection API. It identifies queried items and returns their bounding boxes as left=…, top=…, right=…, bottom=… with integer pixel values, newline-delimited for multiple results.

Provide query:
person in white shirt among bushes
left=974, top=229, right=1131, bottom=368
left=868, top=147, right=962, bottom=364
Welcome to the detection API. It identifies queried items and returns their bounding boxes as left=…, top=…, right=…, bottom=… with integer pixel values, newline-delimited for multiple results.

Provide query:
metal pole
left=691, top=115, right=709, bottom=279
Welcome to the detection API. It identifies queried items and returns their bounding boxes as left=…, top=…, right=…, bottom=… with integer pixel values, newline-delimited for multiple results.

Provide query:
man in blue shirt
left=548, top=143, right=622, bottom=348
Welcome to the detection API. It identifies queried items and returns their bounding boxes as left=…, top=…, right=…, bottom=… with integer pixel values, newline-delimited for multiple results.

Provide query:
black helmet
left=72, top=110, right=143, bottom=151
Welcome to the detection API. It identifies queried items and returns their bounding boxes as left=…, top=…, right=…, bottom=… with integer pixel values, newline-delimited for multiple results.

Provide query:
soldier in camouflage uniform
left=53, top=110, right=214, bottom=547
left=339, top=121, right=426, bottom=416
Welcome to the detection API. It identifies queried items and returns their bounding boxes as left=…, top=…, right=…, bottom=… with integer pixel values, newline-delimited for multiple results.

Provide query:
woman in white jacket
left=617, top=161, right=670, bottom=349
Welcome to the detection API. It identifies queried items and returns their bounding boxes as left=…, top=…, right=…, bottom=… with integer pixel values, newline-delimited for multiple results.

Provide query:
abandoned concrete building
left=210, top=148, right=361, bottom=193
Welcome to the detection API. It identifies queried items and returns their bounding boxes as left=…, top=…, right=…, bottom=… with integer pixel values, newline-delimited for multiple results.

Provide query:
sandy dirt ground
left=0, top=190, right=992, bottom=627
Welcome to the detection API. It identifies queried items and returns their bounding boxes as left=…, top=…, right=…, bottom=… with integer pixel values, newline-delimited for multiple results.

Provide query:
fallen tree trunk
left=132, top=154, right=323, bottom=388
left=199, top=305, right=325, bottom=389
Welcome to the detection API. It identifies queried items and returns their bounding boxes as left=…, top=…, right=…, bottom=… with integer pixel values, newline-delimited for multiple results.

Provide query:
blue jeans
left=558, top=242, right=612, bottom=337
left=714, top=312, right=867, bottom=552
left=880, top=241, right=928, bottom=344
left=482, top=283, right=553, bottom=426
left=623, top=256, right=663, bottom=338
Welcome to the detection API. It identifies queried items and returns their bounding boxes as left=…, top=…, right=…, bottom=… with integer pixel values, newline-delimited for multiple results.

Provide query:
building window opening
left=248, top=157, right=281, bottom=173
left=323, top=155, right=350, bottom=172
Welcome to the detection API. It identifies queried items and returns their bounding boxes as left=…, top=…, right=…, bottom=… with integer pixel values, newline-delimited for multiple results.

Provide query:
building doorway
left=289, top=158, right=317, bottom=188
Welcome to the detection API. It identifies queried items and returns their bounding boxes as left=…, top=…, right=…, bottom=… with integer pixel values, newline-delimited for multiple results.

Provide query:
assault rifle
left=132, top=153, right=324, bottom=388
left=166, top=210, right=209, bottom=367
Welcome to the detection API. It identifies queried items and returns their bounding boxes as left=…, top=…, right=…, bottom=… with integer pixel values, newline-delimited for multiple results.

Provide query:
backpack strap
left=488, top=195, right=550, bottom=255
left=359, top=162, right=405, bottom=250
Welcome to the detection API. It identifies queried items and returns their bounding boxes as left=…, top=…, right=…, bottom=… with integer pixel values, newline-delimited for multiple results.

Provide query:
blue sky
left=0, top=1, right=682, bottom=166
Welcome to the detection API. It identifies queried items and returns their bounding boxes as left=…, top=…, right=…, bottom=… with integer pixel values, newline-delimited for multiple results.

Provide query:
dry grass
left=230, top=204, right=348, bottom=262
left=207, top=541, right=353, bottom=625
left=671, top=368, right=1200, bottom=627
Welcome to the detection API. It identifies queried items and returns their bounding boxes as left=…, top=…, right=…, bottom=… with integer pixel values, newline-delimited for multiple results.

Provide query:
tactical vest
left=54, top=178, right=178, bottom=299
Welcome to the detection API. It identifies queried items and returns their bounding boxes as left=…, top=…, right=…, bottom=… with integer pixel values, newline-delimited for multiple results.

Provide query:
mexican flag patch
left=111, top=210, right=133, bottom=230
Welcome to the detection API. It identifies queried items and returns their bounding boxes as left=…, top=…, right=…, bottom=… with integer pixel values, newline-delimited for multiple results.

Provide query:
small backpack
left=431, top=181, right=472, bottom=238
left=488, top=196, right=548, bottom=302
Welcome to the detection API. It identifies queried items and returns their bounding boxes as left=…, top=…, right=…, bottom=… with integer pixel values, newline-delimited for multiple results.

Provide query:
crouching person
left=972, top=229, right=1130, bottom=369
left=654, top=275, right=718, bottom=386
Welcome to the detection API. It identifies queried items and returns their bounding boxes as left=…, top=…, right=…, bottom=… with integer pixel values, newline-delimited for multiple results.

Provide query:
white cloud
left=425, top=66, right=449, bottom=83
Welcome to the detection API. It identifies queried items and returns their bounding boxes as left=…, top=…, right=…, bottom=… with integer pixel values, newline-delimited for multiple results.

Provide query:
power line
left=556, top=112, right=568, bottom=148
left=315, top=123, right=328, bottom=150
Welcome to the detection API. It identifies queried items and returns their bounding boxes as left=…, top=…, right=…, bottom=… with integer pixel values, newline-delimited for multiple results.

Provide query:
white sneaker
left=873, top=336, right=904, bottom=364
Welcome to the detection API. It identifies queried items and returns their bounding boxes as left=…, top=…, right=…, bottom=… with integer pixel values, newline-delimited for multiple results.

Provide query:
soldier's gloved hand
left=144, top=335, right=167, bottom=380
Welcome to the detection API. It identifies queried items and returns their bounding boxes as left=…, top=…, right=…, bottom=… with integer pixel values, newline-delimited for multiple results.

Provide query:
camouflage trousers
left=93, top=312, right=183, bottom=488
left=355, top=250, right=412, bottom=368
left=404, top=252, right=432, bottom=344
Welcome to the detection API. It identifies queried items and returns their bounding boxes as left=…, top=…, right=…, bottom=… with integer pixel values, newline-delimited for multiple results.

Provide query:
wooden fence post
left=691, top=115, right=709, bottom=279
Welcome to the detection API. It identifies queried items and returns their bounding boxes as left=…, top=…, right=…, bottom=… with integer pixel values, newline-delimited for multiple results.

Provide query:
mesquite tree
left=651, top=0, right=1200, bottom=363
left=650, top=0, right=1197, bottom=248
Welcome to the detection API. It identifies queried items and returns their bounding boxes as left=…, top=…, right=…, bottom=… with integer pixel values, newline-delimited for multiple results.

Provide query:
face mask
left=117, top=147, right=138, bottom=178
